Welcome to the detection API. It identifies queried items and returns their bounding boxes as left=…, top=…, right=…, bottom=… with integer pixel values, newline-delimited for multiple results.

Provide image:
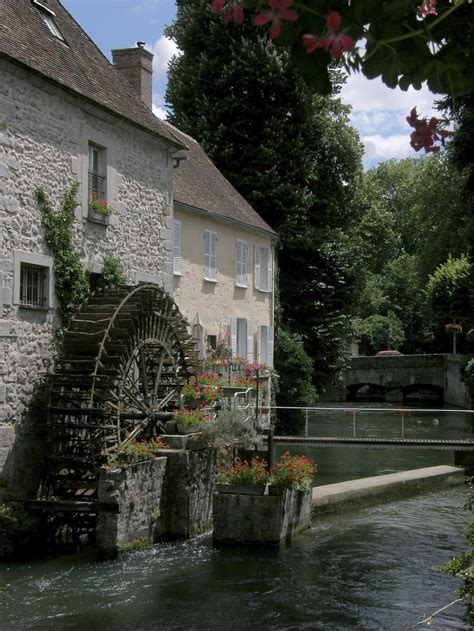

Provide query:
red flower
left=211, top=0, right=225, bottom=13
left=406, top=107, right=449, bottom=153
left=302, top=10, right=354, bottom=59
left=418, top=1, right=437, bottom=18
left=223, top=1, right=245, bottom=25
left=253, top=0, right=298, bottom=39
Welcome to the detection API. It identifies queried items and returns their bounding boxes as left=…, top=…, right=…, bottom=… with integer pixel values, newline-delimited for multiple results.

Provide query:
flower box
left=176, top=423, right=202, bottom=435
left=445, top=323, right=462, bottom=333
left=88, top=209, right=110, bottom=225
left=216, top=483, right=266, bottom=496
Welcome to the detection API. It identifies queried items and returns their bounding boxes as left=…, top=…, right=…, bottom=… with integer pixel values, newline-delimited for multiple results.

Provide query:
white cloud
left=152, top=104, right=167, bottom=120
left=362, top=134, right=414, bottom=163
left=147, top=36, right=180, bottom=77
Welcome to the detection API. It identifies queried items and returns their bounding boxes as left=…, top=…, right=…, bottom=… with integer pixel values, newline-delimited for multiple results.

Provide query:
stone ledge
left=312, top=465, right=465, bottom=516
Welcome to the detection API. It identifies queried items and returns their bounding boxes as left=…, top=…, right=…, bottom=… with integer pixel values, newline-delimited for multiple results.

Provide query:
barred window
left=88, top=143, right=107, bottom=206
left=19, top=263, right=48, bottom=308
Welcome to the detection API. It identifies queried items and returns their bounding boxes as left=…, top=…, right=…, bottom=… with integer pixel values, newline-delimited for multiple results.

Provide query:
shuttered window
left=254, top=245, right=273, bottom=292
left=173, top=219, right=182, bottom=274
left=235, top=239, right=248, bottom=287
left=204, top=230, right=217, bottom=280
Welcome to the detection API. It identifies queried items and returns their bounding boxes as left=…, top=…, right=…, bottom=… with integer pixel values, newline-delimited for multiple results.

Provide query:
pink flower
left=211, top=0, right=225, bottom=13
left=418, top=1, right=437, bottom=18
left=253, top=0, right=298, bottom=39
left=406, top=107, right=449, bottom=153
left=223, top=1, right=245, bottom=25
left=302, top=10, right=354, bottom=59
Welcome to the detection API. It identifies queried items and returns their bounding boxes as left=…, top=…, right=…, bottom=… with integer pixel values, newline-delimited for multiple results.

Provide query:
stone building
left=0, top=0, right=276, bottom=499
left=0, top=0, right=184, bottom=493
left=166, top=122, right=277, bottom=367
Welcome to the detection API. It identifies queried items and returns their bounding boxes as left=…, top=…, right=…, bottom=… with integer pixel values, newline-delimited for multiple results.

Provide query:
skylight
left=31, top=0, right=65, bottom=42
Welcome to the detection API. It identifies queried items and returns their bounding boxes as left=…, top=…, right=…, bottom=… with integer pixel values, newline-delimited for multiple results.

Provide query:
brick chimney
left=112, top=43, right=153, bottom=110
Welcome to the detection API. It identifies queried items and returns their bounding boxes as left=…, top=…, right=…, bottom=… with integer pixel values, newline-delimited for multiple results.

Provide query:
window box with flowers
left=267, top=452, right=317, bottom=496
left=216, top=456, right=269, bottom=495
left=183, top=378, right=223, bottom=408
left=174, top=407, right=212, bottom=434
left=88, top=194, right=113, bottom=225
left=113, top=436, right=169, bottom=466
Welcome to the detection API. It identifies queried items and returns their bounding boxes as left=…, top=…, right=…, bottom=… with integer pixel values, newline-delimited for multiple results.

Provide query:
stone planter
left=176, top=423, right=202, bottom=435
left=87, top=209, right=110, bottom=225
left=213, top=488, right=312, bottom=547
left=216, top=483, right=266, bottom=496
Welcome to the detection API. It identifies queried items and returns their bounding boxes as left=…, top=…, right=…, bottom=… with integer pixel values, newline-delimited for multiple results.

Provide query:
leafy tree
left=354, top=312, right=405, bottom=356
left=166, top=0, right=364, bottom=394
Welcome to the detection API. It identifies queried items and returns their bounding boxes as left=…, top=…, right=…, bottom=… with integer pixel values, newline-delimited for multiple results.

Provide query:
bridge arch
left=403, top=383, right=444, bottom=405
left=346, top=382, right=386, bottom=402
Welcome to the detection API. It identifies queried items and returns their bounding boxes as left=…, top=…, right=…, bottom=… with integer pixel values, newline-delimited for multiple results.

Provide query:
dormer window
left=32, top=0, right=65, bottom=42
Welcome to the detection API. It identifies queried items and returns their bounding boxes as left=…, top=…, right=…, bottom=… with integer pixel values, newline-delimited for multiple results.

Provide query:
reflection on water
left=1, top=487, right=470, bottom=630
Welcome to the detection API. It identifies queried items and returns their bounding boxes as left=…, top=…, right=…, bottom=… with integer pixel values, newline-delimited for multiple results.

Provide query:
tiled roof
left=0, top=0, right=184, bottom=149
left=162, top=122, right=276, bottom=236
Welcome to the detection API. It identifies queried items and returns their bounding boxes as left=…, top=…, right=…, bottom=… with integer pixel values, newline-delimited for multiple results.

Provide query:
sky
left=62, top=0, right=438, bottom=169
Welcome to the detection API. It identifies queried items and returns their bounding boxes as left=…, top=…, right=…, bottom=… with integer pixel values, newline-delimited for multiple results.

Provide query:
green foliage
left=96, top=256, right=127, bottom=288
left=229, top=1, right=474, bottom=97
left=36, top=183, right=89, bottom=324
left=464, top=358, right=474, bottom=401
left=354, top=312, right=405, bottom=356
left=200, top=407, right=258, bottom=448
left=426, top=255, right=473, bottom=328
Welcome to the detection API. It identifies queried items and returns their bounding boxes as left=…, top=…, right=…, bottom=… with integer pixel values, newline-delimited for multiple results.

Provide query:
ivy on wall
left=35, top=182, right=127, bottom=325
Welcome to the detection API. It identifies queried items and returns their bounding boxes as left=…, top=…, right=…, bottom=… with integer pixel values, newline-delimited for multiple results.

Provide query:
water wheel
left=33, top=284, right=197, bottom=539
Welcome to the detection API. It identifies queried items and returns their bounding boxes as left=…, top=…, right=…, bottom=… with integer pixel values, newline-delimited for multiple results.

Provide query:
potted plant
left=88, top=193, right=113, bottom=224
left=183, top=378, right=223, bottom=408
left=114, top=436, right=169, bottom=465
left=268, top=452, right=317, bottom=495
left=173, top=407, right=212, bottom=434
left=217, top=456, right=269, bottom=495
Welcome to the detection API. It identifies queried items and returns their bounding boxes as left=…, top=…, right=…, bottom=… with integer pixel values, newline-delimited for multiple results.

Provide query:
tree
left=354, top=312, right=405, bottom=356
left=166, top=0, right=364, bottom=395
left=426, top=254, right=473, bottom=329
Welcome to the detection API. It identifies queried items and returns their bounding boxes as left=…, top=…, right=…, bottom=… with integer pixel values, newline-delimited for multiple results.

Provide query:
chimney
left=112, top=43, right=153, bottom=110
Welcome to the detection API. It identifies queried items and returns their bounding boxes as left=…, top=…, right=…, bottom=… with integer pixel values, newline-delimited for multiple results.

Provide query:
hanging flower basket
left=445, top=323, right=462, bottom=334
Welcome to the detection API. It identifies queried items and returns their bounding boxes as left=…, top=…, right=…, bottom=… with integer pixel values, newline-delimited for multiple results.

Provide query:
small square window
left=19, top=263, right=49, bottom=309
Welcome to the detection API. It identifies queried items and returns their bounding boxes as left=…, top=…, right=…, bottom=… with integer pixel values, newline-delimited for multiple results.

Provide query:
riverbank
left=313, top=465, right=465, bottom=515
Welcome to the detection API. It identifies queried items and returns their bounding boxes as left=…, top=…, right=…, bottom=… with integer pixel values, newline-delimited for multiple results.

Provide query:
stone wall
left=0, top=57, right=175, bottom=493
left=213, top=489, right=312, bottom=546
left=96, top=457, right=167, bottom=559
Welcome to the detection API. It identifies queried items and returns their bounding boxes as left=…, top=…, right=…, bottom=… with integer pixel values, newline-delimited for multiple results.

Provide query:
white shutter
left=173, top=219, right=181, bottom=274
left=256, top=325, right=262, bottom=363
left=204, top=230, right=217, bottom=280
left=230, top=318, right=237, bottom=356
left=267, top=248, right=273, bottom=292
left=267, top=326, right=274, bottom=368
left=254, top=245, right=260, bottom=289
left=246, top=319, right=254, bottom=363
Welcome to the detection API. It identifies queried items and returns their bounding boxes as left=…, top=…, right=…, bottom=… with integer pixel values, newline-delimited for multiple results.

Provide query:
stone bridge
left=344, top=354, right=470, bottom=408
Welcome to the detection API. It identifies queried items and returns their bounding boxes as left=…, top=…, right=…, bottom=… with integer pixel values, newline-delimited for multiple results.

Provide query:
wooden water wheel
left=33, top=284, right=197, bottom=539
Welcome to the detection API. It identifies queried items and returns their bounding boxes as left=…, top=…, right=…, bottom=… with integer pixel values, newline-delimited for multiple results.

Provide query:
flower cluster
left=302, top=10, right=354, bottom=59
left=245, top=362, right=267, bottom=377
left=183, top=378, right=223, bottom=405
left=269, top=451, right=317, bottom=491
left=174, top=407, right=212, bottom=426
left=89, top=192, right=113, bottom=215
left=115, top=437, right=169, bottom=464
left=418, top=0, right=437, bottom=18
left=253, top=0, right=298, bottom=40
left=406, top=107, right=449, bottom=153
left=233, top=375, right=257, bottom=389
left=218, top=456, right=269, bottom=486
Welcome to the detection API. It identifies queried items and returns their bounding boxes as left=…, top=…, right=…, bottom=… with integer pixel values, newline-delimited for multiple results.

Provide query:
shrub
left=174, top=407, right=212, bottom=426
left=269, top=451, right=317, bottom=492
left=200, top=407, right=258, bottom=448
left=217, top=456, right=269, bottom=486
left=115, top=437, right=169, bottom=464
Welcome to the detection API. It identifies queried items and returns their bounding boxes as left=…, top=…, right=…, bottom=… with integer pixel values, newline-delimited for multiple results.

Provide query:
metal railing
left=263, top=405, right=474, bottom=440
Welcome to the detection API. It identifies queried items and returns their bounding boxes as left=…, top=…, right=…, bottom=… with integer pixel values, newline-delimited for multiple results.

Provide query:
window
left=257, top=325, right=274, bottom=368
left=88, top=143, right=107, bottom=207
left=207, top=335, right=217, bottom=350
left=204, top=230, right=217, bottom=281
left=254, top=246, right=273, bottom=292
left=230, top=318, right=254, bottom=363
left=19, top=263, right=49, bottom=309
left=32, top=1, right=65, bottom=41
left=235, top=239, right=248, bottom=287
left=173, top=219, right=182, bottom=275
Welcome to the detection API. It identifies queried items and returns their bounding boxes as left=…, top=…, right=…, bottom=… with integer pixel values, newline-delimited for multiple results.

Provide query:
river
left=0, top=403, right=472, bottom=630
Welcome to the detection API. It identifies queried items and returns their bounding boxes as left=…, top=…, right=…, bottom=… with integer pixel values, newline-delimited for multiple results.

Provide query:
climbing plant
left=36, top=183, right=128, bottom=325
left=36, top=182, right=89, bottom=325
